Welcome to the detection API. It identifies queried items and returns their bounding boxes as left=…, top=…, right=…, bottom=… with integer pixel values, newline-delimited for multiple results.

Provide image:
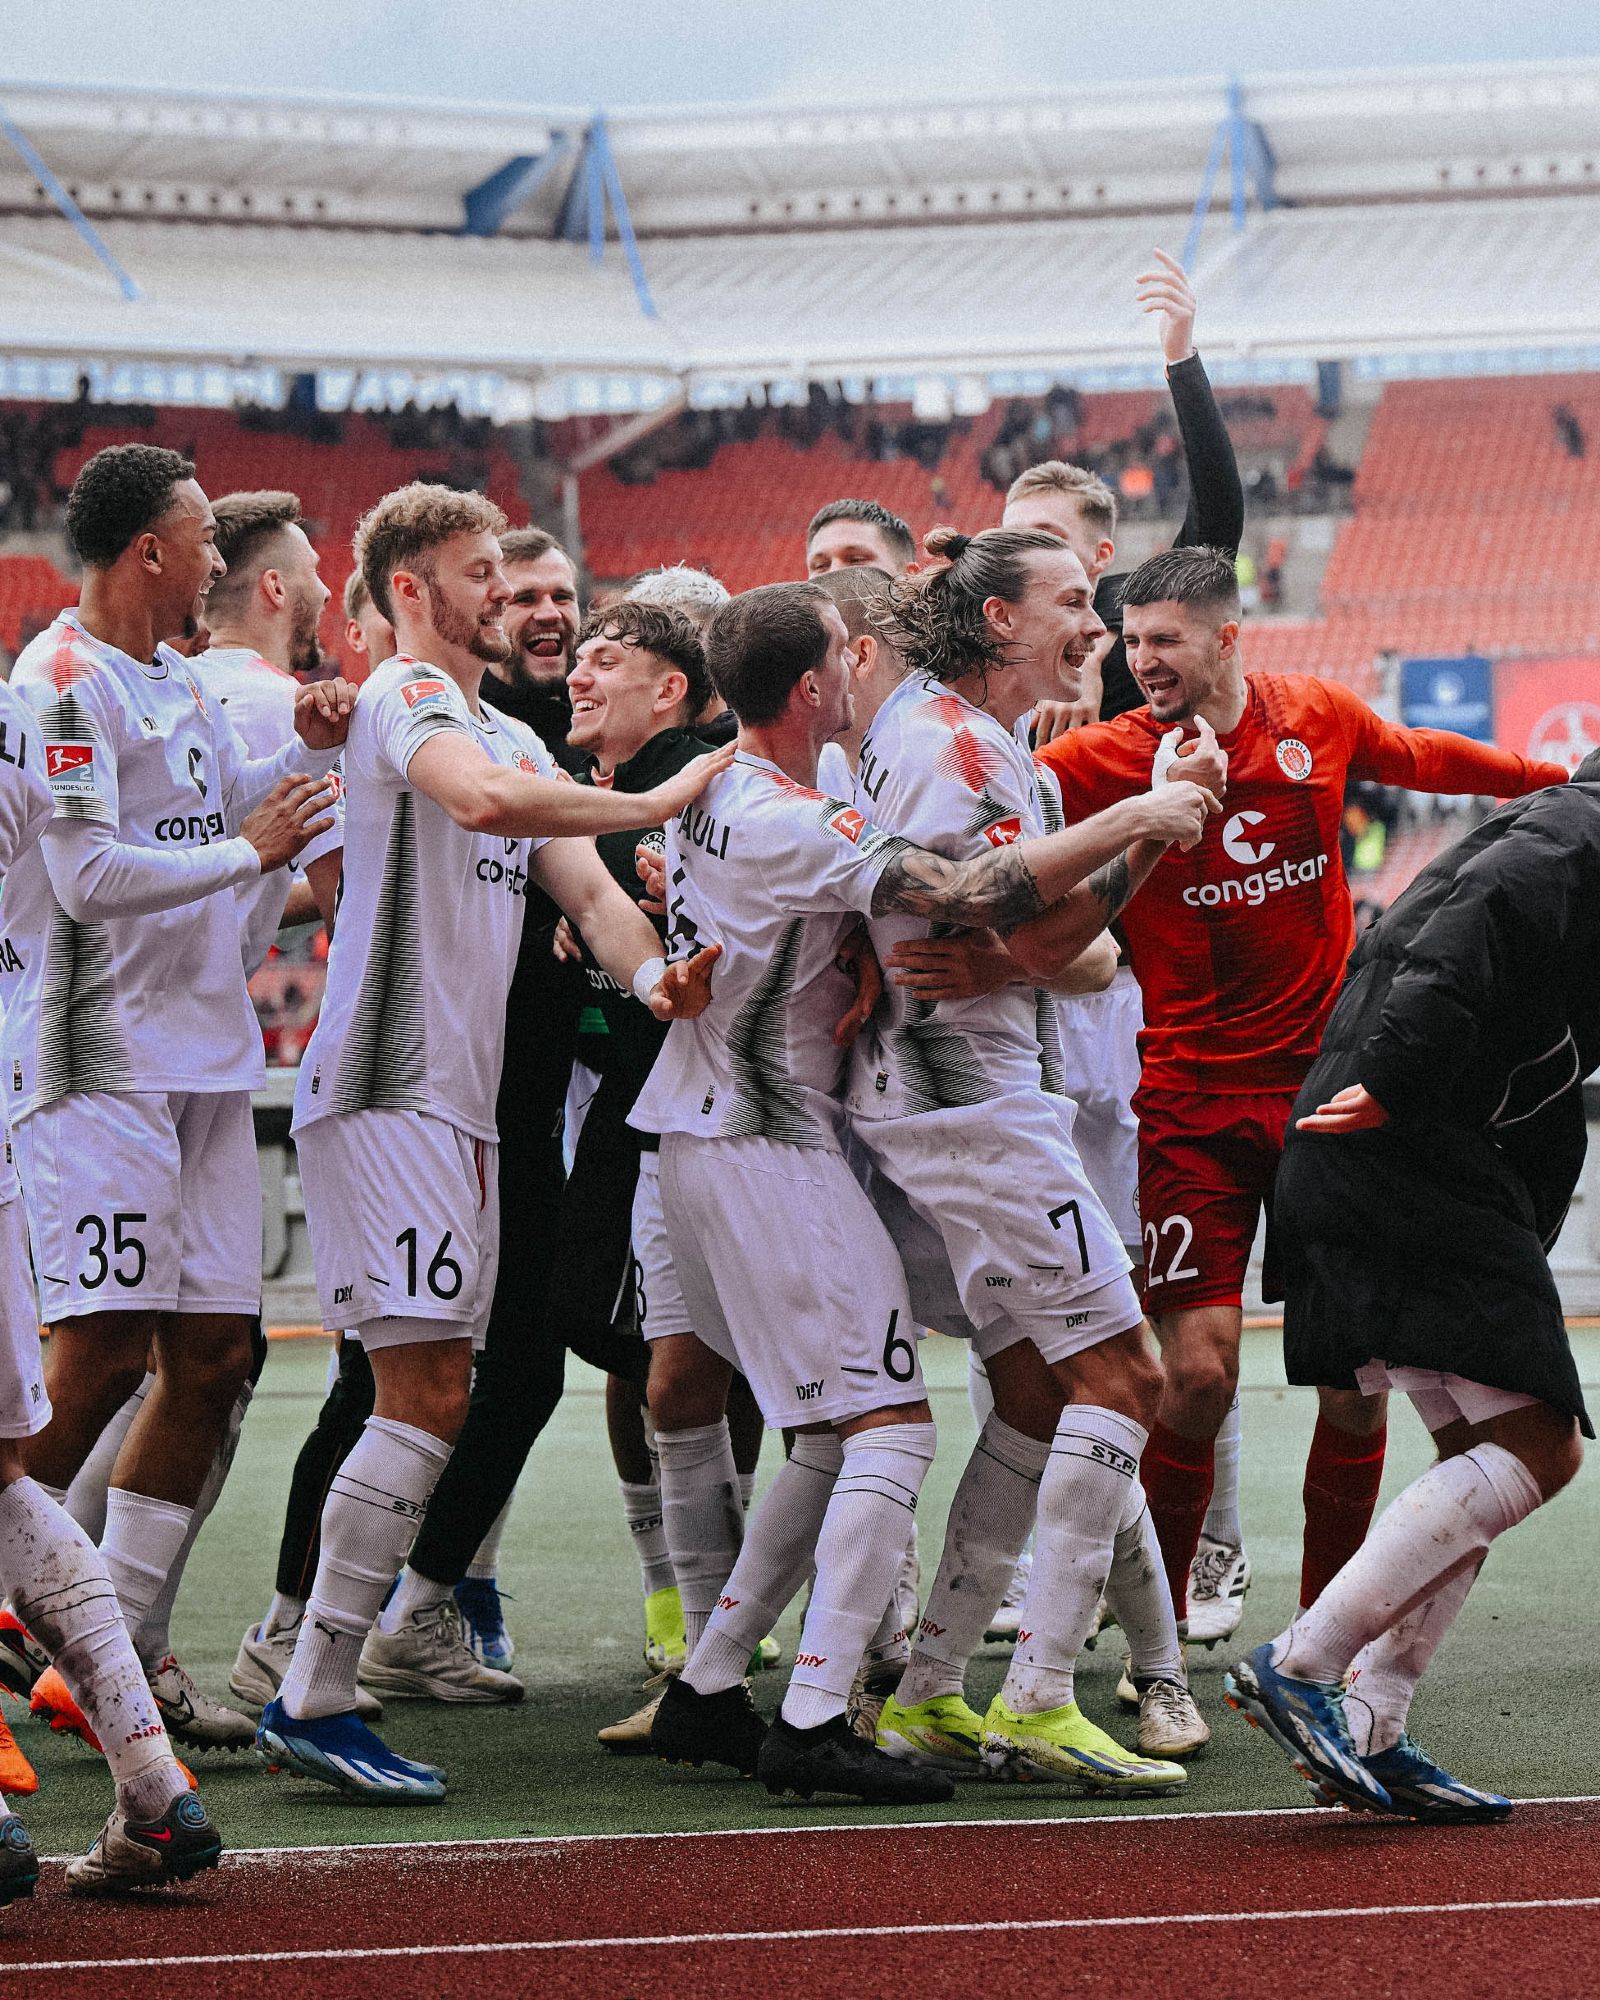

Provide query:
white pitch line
left=17, top=1894, right=1600, bottom=1974
left=40, top=1790, right=1599, bottom=1868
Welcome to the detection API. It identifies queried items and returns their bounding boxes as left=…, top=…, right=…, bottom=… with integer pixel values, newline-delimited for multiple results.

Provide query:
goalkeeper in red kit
left=1033, top=546, right=1567, bottom=1653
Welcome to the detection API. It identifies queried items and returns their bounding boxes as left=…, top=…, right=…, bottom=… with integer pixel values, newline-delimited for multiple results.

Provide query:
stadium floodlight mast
left=0, top=97, right=141, bottom=300
left=1181, top=78, right=1278, bottom=272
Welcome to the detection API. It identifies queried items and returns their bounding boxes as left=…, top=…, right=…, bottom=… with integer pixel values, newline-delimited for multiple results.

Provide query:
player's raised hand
left=1295, top=1083, right=1389, bottom=1134
left=640, top=743, right=737, bottom=827
left=886, top=929, right=1013, bottom=1002
left=647, top=942, right=723, bottom=1021
left=1135, top=780, right=1220, bottom=851
left=832, top=921, right=884, bottom=1046
left=634, top=840, right=668, bottom=916
left=1137, top=248, right=1197, bottom=366
left=242, top=774, right=337, bottom=872
left=1162, top=715, right=1228, bottom=799
left=293, top=677, right=359, bottom=750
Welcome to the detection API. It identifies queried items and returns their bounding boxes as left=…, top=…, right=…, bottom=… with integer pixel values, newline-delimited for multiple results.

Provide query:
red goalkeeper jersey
left=1037, top=673, right=1566, bottom=1094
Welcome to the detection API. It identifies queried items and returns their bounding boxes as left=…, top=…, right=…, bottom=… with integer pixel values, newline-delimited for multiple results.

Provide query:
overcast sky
left=4, top=0, right=1600, bottom=108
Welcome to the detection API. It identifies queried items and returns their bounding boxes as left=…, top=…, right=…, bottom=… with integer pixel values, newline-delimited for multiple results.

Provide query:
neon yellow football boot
left=876, top=1691, right=987, bottom=1775
left=981, top=1693, right=1187, bottom=1795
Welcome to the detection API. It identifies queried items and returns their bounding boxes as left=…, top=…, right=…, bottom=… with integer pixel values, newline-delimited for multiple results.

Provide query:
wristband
left=631, top=955, right=667, bottom=1005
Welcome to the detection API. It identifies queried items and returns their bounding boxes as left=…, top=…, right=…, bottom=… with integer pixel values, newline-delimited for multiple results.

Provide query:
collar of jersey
left=60, top=608, right=174, bottom=683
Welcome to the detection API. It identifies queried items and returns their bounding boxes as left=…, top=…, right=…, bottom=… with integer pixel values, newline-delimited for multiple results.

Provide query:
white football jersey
left=629, top=751, right=908, bottom=1147
left=848, top=672, right=1065, bottom=1119
left=201, top=646, right=342, bottom=976
left=0, top=683, right=55, bottom=1198
left=816, top=738, right=854, bottom=799
left=2, top=612, right=292, bottom=1120
left=294, top=655, right=555, bottom=1144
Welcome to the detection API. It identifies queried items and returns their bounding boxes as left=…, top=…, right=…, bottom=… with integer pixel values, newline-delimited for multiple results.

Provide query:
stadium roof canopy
left=2, top=60, right=1599, bottom=421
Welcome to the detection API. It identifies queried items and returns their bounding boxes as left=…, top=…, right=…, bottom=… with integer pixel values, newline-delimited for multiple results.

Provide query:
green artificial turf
left=13, top=1328, right=1600, bottom=1854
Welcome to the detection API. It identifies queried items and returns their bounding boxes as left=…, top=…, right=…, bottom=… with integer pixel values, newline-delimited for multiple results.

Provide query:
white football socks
left=467, top=1495, right=513, bottom=1582
left=897, top=1415, right=1051, bottom=1709
left=1001, top=1404, right=1148, bottom=1715
left=1280, top=1442, right=1542, bottom=1685
left=136, top=1377, right=254, bottom=1669
left=279, top=1415, right=450, bottom=1720
left=1105, top=1480, right=1184, bottom=1685
left=64, top=1372, right=152, bottom=1543
left=377, top=1563, right=452, bottom=1635
left=1201, top=1390, right=1244, bottom=1547
left=100, top=1488, right=194, bottom=1645
left=656, top=1419, right=745, bottom=1659
left=782, top=1421, right=937, bottom=1731
left=1342, top=1558, right=1482, bottom=1756
left=618, top=1478, right=678, bottom=1603
left=682, top=1432, right=842, bottom=1696
left=738, top=1470, right=757, bottom=1512
left=264, top=1591, right=305, bottom=1637
left=0, top=1477, right=187, bottom=1820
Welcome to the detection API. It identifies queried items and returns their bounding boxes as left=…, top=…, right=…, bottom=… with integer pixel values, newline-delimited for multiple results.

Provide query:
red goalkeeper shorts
left=1133, top=1084, right=1295, bottom=1316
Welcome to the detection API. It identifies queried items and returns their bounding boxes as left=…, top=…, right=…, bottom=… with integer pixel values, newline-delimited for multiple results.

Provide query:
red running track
left=8, top=1800, right=1600, bottom=2000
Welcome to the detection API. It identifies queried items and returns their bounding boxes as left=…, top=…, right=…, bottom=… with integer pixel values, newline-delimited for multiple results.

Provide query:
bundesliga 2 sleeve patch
left=827, top=804, right=867, bottom=844
left=399, top=678, right=453, bottom=717
left=44, top=741, right=98, bottom=800
left=982, top=815, right=1023, bottom=847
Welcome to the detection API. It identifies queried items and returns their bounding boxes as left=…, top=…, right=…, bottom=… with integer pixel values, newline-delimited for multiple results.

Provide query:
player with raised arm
left=3, top=445, right=351, bottom=1762
left=633, top=578, right=1212, bottom=1805
left=256, top=485, right=728, bottom=1801
left=1035, top=545, right=1568, bottom=1690
left=0, top=673, right=222, bottom=1896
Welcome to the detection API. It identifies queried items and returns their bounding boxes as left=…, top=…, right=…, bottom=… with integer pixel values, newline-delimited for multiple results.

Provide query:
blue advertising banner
left=1400, top=656, right=1494, bottom=740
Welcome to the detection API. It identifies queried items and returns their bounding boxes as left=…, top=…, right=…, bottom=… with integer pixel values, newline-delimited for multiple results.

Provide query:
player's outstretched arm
left=872, top=783, right=1215, bottom=933
left=408, top=734, right=734, bottom=839
left=886, top=924, right=1117, bottom=1002
left=532, top=835, right=719, bottom=1019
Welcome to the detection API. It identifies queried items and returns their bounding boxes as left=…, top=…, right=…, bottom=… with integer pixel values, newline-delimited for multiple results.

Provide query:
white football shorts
left=14, top=1089, right=260, bottom=1322
left=631, top=1150, right=694, bottom=1343
left=658, top=1130, right=926, bottom=1429
left=0, top=1194, right=48, bottom=1438
left=1355, top=1361, right=1537, bottom=1434
left=296, top=1108, right=498, bottom=1350
left=851, top=1090, right=1141, bottom=1365
left=1054, top=966, right=1143, bottom=1252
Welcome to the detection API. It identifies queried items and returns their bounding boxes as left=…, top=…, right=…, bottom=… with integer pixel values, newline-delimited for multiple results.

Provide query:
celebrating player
left=1035, top=544, right=1569, bottom=1666
left=1228, top=755, right=1598, bottom=1819
left=257, top=485, right=729, bottom=1800
left=4, top=445, right=351, bottom=1758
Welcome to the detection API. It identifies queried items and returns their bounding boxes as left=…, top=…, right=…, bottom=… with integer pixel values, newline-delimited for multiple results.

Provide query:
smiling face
left=502, top=549, right=581, bottom=688
left=1123, top=596, right=1240, bottom=723
left=398, top=529, right=511, bottom=670
left=986, top=543, right=1106, bottom=709
left=152, top=479, right=227, bottom=645
left=566, top=629, right=688, bottom=772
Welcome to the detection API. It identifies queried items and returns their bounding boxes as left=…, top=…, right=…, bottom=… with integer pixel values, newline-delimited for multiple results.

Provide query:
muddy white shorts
left=658, top=1130, right=925, bottom=1428
left=0, top=1194, right=47, bottom=1438
left=295, top=1108, right=498, bottom=1350
left=632, top=1149, right=694, bottom=1343
left=14, top=1089, right=261, bottom=1323
left=851, top=1090, right=1140, bottom=1365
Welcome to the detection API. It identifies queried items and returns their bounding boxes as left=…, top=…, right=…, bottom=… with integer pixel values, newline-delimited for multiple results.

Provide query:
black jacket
left=1273, top=756, right=1600, bottom=1429
left=1097, top=353, right=1245, bottom=720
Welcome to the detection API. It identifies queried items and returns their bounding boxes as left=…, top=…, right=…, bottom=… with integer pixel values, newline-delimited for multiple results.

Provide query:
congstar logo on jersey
left=1182, top=810, right=1329, bottom=909
left=475, top=837, right=528, bottom=899
left=155, top=809, right=227, bottom=845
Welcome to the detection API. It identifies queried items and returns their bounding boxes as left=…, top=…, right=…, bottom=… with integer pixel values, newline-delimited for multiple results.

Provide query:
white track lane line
left=18, top=1894, right=1600, bottom=1973
left=43, top=1789, right=1600, bottom=1867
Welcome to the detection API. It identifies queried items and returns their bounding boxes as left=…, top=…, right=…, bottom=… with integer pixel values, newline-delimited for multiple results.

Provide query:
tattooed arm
left=870, top=783, right=1215, bottom=935
left=1002, top=840, right=1163, bottom=983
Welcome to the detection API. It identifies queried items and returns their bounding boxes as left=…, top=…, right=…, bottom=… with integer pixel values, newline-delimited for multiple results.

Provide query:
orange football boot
left=0, top=1706, right=38, bottom=1795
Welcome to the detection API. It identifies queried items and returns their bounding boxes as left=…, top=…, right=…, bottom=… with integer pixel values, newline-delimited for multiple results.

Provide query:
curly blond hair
left=353, top=483, right=508, bottom=622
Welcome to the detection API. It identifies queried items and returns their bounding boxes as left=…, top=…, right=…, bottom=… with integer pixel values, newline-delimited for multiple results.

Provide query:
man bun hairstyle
left=207, top=490, right=305, bottom=615
left=806, top=497, right=915, bottom=568
left=1005, top=460, right=1118, bottom=537
left=66, top=444, right=197, bottom=569
left=353, top=482, right=508, bottom=623
left=578, top=598, right=713, bottom=722
left=1120, top=544, right=1241, bottom=621
left=705, top=581, right=831, bottom=726
left=888, top=524, right=1065, bottom=683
